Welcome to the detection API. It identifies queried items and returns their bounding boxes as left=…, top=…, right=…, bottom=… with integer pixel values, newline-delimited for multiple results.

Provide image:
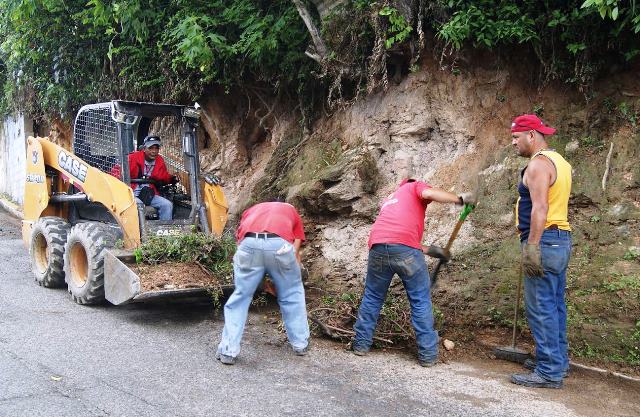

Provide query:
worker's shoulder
left=529, top=154, right=556, bottom=172
left=254, top=201, right=297, bottom=210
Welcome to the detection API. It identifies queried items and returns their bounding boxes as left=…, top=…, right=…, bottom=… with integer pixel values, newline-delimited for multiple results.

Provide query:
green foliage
left=436, top=0, right=640, bottom=90
left=1, top=0, right=639, bottom=118
left=600, top=273, right=640, bottom=292
left=532, top=103, right=544, bottom=117
left=623, top=248, right=640, bottom=260
left=321, top=295, right=336, bottom=306
left=580, top=136, right=605, bottom=150
left=437, top=1, right=538, bottom=49
left=581, top=0, right=640, bottom=33
left=573, top=321, right=640, bottom=365
left=136, top=232, right=236, bottom=279
left=0, top=0, right=312, bottom=117
left=379, top=6, right=413, bottom=49
left=617, top=100, right=639, bottom=126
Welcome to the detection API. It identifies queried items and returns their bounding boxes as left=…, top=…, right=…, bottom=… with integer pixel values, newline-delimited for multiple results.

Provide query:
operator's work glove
left=170, top=175, right=179, bottom=185
left=522, top=243, right=544, bottom=278
left=424, top=246, right=451, bottom=263
left=457, top=192, right=477, bottom=206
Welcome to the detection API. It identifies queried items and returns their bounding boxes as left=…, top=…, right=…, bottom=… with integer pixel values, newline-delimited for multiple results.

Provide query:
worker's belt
left=245, top=232, right=280, bottom=239
left=546, top=224, right=559, bottom=230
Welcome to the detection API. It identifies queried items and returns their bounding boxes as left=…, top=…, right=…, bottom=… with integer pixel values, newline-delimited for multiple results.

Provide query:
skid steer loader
left=22, top=101, right=229, bottom=305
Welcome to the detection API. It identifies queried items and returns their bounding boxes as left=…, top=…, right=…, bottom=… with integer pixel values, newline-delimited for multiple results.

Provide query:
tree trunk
left=291, top=0, right=327, bottom=64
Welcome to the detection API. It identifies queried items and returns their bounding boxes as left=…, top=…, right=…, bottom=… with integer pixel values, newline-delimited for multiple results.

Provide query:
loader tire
left=64, top=222, right=121, bottom=305
left=30, top=217, right=71, bottom=288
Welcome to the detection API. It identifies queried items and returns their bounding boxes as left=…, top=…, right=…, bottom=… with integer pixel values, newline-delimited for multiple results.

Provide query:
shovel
left=430, top=203, right=475, bottom=287
left=494, top=264, right=530, bottom=363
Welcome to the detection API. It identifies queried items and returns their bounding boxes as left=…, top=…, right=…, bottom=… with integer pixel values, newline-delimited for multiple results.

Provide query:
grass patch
left=134, top=233, right=236, bottom=306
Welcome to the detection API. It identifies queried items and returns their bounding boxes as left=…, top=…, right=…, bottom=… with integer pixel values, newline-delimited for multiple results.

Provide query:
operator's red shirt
left=109, top=151, right=172, bottom=195
left=236, top=202, right=305, bottom=244
left=128, top=151, right=172, bottom=195
left=368, top=180, right=431, bottom=249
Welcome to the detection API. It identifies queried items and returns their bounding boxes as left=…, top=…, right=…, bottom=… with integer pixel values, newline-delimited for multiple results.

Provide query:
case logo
left=155, top=229, right=181, bottom=236
left=58, top=151, right=88, bottom=182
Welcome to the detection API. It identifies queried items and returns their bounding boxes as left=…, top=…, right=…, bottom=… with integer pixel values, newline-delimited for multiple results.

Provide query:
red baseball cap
left=511, top=114, right=556, bottom=135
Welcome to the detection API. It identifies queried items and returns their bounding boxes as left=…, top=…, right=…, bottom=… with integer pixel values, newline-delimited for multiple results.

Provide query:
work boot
left=216, top=352, right=236, bottom=365
left=293, top=346, right=308, bottom=356
left=510, top=372, right=562, bottom=389
left=351, top=346, right=368, bottom=356
left=523, top=359, right=569, bottom=378
left=418, top=359, right=437, bottom=368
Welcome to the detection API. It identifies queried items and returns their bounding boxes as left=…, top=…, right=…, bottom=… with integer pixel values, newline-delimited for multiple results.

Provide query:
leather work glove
left=457, top=192, right=477, bottom=206
left=522, top=243, right=544, bottom=278
left=424, top=246, right=451, bottom=263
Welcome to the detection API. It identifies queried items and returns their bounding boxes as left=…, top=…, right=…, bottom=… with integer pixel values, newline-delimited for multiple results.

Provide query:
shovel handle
left=430, top=203, right=475, bottom=286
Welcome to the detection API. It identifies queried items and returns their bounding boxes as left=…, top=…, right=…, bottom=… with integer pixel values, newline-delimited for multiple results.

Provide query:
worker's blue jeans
left=523, top=229, right=572, bottom=382
left=135, top=195, right=173, bottom=220
left=217, top=236, right=309, bottom=358
left=353, top=244, right=438, bottom=363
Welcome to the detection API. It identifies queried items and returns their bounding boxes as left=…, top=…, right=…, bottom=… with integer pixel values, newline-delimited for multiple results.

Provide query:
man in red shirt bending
left=352, top=179, right=476, bottom=366
left=216, top=201, right=309, bottom=365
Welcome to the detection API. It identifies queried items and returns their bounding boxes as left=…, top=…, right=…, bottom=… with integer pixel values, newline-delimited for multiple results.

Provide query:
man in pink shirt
left=216, top=201, right=309, bottom=365
left=353, top=179, right=476, bottom=366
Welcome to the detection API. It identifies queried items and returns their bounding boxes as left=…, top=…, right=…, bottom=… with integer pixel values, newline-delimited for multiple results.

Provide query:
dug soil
left=131, top=262, right=229, bottom=292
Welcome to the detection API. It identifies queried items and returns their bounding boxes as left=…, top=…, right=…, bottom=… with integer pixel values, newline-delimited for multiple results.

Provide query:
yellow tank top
left=532, top=150, right=572, bottom=231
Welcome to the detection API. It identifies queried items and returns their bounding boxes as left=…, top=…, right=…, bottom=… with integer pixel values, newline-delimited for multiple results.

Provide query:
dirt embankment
left=199, top=52, right=639, bottom=373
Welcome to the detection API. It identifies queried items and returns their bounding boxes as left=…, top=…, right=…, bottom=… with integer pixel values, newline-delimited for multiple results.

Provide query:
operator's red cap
left=511, top=114, right=556, bottom=135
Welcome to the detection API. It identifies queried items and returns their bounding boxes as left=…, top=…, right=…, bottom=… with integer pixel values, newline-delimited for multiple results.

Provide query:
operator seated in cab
left=129, top=135, right=178, bottom=221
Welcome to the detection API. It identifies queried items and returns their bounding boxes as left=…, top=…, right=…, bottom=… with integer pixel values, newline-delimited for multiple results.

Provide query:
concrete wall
left=0, top=114, right=32, bottom=205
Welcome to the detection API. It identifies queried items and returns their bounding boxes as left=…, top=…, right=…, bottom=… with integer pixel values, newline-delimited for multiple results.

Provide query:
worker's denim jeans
left=217, top=236, right=309, bottom=358
left=523, top=229, right=572, bottom=382
left=353, top=244, right=438, bottom=363
left=135, top=195, right=173, bottom=220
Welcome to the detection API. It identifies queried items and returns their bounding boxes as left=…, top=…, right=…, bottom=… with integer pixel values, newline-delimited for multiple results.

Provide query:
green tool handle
left=430, top=203, right=475, bottom=286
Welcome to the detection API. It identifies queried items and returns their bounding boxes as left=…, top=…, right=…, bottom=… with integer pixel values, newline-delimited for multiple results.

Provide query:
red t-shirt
left=368, top=181, right=431, bottom=249
left=236, top=202, right=305, bottom=244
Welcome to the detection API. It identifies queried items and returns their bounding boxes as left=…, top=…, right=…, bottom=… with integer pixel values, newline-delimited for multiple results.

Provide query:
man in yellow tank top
left=509, top=114, right=572, bottom=389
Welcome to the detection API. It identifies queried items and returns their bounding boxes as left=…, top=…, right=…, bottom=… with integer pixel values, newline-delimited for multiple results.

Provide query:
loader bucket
left=103, top=250, right=233, bottom=305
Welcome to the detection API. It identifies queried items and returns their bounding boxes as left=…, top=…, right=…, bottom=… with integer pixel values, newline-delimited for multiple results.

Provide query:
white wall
left=0, top=114, right=32, bottom=205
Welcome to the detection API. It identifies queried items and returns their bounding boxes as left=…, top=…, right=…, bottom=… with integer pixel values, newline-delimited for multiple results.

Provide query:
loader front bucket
left=103, top=250, right=233, bottom=305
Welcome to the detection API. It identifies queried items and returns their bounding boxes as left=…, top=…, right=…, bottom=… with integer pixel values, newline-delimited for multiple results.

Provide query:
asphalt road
left=1, top=209, right=637, bottom=417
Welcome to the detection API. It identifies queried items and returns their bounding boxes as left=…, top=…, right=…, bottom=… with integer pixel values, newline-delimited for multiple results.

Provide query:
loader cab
left=71, top=100, right=214, bottom=237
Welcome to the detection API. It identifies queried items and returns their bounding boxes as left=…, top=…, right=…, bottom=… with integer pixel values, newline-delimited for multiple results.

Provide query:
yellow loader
left=22, top=101, right=229, bottom=305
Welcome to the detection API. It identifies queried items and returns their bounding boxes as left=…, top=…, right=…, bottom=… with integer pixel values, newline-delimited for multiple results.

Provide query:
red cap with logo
left=511, top=114, right=556, bottom=135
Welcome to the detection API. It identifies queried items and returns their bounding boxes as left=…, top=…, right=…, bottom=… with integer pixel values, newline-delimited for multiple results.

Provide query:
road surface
left=1, top=209, right=638, bottom=417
